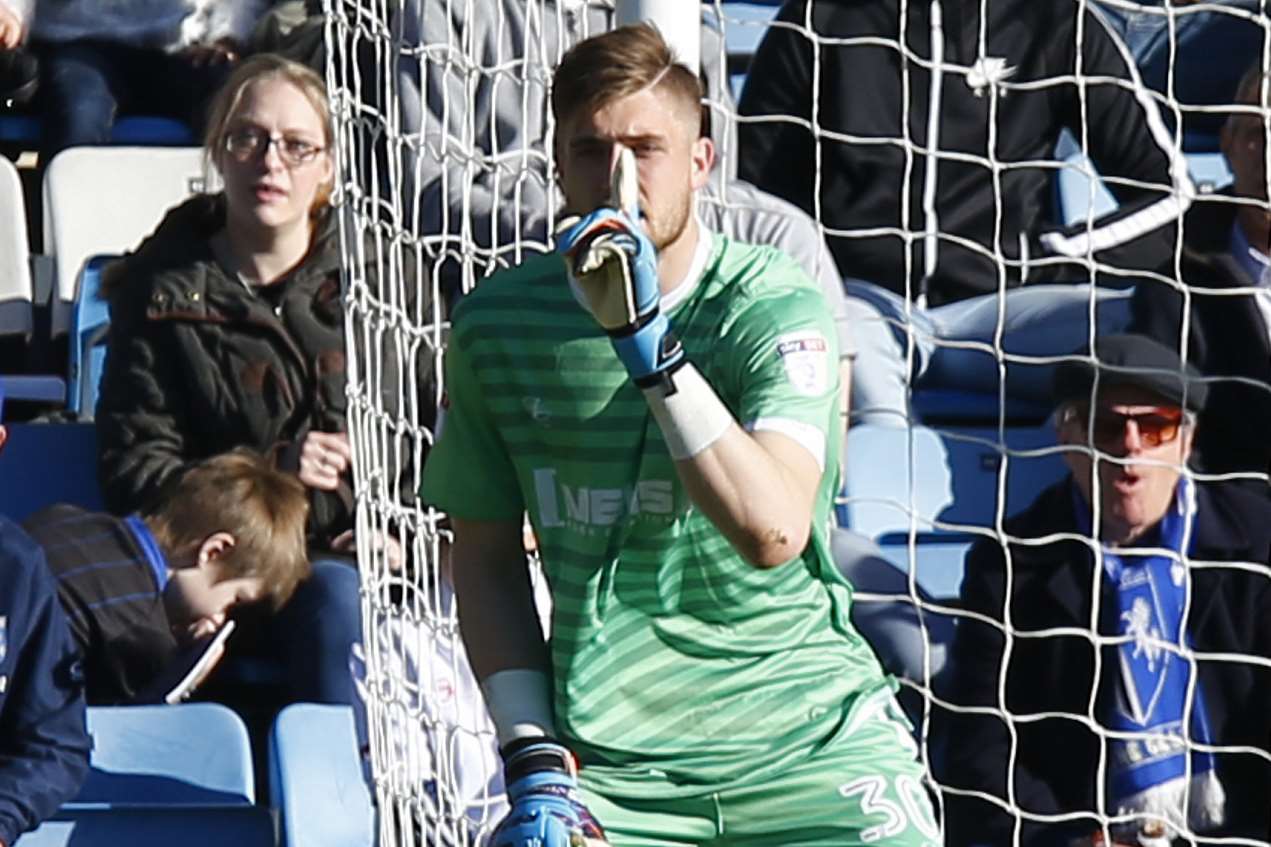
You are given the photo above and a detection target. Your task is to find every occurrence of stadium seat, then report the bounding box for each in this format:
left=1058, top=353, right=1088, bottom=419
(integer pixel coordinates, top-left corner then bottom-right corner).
left=42, top=146, right=208, bottom=337
left=15, top=704, right=271, bottom=847
left=76, top=703, right=257, bottom=806
left=66, top=255, right=117, bottom=419
left=269, top=703, right=374, bottom=847
left=1056, top=145, right=1234, bottom=228
left=0, top=115, right=195, bottom=148
left=0, top=422, right=102, bottom=520
left=0, top=156, right=32, bottom=338
left=910, top=387, right=1051, bottom=425
left=840, top=422, right=1068, bottom=541
left=15, top=807, right=275, bottom=847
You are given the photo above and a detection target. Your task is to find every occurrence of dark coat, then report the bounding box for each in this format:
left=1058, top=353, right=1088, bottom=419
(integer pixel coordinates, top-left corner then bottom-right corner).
left=738, top=0, right=1182, bottom=305
left=0, top=517, right=91, bottom=845
left=934, top=478, right=1271, bottom=847
left=1130, top=196, right=1271, bottom=477
left=97, top=193, right=431, bottom=547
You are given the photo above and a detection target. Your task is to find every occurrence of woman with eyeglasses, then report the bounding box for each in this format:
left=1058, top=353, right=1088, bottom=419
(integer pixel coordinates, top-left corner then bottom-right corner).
left=96, top=54, right=425, bottom=706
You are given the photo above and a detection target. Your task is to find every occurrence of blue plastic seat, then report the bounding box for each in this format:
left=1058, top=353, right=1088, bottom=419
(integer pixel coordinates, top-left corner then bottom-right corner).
left=269, top=703, right=374, bottom=847
left=15, top=807, right=274, bottom=847
left=76, top=703, right=256, bottom=807
left=15, top=704, right=269, bottom=847
left=0, top=422, right=102, bottom=520
left=0, top=115, right=194, bottom=147
left=67, top=254, right=116, bottom=419
left=841, top=422, right=1067, bottom=542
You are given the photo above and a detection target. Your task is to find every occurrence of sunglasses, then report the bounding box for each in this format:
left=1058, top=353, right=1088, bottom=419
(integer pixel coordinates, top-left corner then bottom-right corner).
left=1069, top=404, right=1185, bottom=448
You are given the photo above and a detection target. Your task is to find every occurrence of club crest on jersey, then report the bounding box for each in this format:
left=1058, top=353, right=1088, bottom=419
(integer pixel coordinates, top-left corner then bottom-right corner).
left=776, top=330, right=829, bottom=397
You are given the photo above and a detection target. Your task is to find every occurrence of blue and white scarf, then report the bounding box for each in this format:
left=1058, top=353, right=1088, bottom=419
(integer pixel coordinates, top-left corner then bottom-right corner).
left=1074, top=478, right=1226, bottom=835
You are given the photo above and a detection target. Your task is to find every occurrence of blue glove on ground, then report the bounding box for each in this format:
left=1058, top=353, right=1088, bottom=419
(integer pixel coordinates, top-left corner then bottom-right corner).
left=489, top=738, right=608, bottom=847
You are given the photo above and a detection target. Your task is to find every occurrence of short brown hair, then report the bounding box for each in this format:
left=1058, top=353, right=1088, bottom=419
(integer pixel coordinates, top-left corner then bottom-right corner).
left=551, top=23, right=703, bottom=135
left=203, top=53, right=334, bottom=214
left=144, top=449, right=311, bottom=610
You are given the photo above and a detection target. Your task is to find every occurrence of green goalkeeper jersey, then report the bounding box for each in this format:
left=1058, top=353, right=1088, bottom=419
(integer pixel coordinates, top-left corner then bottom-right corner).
left=422, top=231, right=890, bottom=799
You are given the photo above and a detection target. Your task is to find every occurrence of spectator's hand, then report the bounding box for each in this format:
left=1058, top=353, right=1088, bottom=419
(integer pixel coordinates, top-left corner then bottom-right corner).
left=298, top=431, right=352, bottom=491
left=332, top=529, right=403, bottom=572
left=0, top=4, right=26, bottom=50
left=181, top=37, right=240, bottom=67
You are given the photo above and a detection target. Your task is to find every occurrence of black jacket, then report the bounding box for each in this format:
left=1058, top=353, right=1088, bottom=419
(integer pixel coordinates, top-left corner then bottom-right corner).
left=97, top=194, right=431, bottom=547
left=934, top=479, right=1271, bottom=846
left=23, top=505, right=178, bottom=705
left=1130, top=195, right=1271, bottom=477
left=738, top=0, right=1186, bottom=305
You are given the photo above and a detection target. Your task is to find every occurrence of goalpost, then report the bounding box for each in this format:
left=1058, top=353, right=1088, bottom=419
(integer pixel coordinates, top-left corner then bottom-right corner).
left=324, top=1, right=1271, bottom=844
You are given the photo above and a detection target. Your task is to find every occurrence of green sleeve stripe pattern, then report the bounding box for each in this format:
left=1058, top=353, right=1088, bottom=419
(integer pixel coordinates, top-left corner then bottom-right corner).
left=422, top=237, right=887, bottom=798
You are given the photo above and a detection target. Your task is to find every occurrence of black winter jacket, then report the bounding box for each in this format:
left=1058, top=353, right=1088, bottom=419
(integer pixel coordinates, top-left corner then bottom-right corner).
left=97, top=193, right=430, bottom=548
left=738, top=0, right=1189, bottom=305
left=1130, top=194, right=1271, bottom=478
left=934, top=479, right=1271, bottom=847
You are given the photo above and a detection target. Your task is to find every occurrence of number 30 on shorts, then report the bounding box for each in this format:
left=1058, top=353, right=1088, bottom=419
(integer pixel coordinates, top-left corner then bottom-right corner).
left=838, top=774, right=941, bottom=845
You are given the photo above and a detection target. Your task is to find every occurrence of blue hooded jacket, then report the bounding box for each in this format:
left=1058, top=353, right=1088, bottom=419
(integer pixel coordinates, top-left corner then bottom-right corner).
left=0, top=515, right=90, bottom=845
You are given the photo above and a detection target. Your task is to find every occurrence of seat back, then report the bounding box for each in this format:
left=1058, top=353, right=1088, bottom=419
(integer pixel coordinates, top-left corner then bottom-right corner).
left=0, top=423, right=102, bottom=520
left=42, top=147, right=208, bottom=336
left=75, top=703, right=255, bottom=807
left=15, top=807, right=275, bottom=847
left=0, top=155, right=33, bottom=336
left=67, top=255, right=118, bottom=418
left=841, top=423, right=1068, bottom=541
left=14, top=704, right=266, bottom=847
left=269, top=703, right=374, bottom=847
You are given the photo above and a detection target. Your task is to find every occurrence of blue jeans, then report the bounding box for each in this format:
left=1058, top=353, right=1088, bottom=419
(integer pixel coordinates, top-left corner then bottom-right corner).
left=34, top=40, right=228, bottom=162
left=1096, top=0, right=1263, bottom=145
left=225, top=557, right=362, bottom=706
left=846, top=281, right=1134, bottom=425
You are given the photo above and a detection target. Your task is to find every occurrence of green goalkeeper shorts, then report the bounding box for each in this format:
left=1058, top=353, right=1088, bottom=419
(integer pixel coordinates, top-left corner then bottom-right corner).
left=579, top=689, right=941, bottom=847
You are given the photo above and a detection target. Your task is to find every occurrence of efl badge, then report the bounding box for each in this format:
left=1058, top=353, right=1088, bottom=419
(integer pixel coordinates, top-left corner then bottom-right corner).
left=0, top=615, right=7, bottom=664
left=776, top=330, right=830, bottom=397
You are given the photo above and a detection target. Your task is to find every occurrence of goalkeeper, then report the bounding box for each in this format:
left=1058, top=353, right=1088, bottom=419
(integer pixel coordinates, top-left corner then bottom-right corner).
left=421, top=22, right=937, bottom=847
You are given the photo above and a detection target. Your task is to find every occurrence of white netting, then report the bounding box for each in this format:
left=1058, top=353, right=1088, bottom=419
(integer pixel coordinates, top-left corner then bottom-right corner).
left=325, top=1, right=1271, bottom=844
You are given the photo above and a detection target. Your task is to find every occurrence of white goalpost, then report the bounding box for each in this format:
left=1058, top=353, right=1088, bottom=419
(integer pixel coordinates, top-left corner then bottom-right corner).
left=324, top=0, right=1271, bottom=844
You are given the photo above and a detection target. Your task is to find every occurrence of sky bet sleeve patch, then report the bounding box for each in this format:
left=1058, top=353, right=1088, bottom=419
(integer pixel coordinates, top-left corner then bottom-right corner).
left=776, top=330, right=830, bottom=397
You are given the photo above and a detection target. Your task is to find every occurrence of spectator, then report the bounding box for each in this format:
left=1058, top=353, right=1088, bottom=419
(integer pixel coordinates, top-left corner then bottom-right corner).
left=738, top=0, right=1191, bottom=423
left=1132, top=63, right=1271, bottom=479
left=22, top=450, right=310, bottom=705
left=934, top=334, right=1271, bottom=846
left=0, top=0, right=270, bottom=162
left=96, top=54, right=427, bottom=706
left=0, top=385, right=92, bottom=847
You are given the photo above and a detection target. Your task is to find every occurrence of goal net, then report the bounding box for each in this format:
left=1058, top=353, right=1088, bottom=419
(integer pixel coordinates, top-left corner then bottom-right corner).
left=324, top=0, right=1271, bottom=844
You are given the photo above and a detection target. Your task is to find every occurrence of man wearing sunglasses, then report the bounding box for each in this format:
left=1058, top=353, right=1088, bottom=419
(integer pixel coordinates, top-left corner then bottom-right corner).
left=935, top=333, right=1271, bottom=847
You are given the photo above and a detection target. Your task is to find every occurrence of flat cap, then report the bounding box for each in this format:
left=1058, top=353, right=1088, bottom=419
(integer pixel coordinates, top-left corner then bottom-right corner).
left=1052, top=333, right=1207, bottom=413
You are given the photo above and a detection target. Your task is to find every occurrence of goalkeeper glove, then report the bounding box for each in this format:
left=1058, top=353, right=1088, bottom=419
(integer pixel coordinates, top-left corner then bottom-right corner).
left=555, top=147, right=684, bottom=387
left=489, top=737, right=608, bottom=847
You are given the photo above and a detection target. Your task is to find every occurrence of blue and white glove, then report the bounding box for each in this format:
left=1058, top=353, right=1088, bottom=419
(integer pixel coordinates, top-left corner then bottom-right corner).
left=489, top=738, right=608, bottom=847
left=555, top=149, right=684, bottom=387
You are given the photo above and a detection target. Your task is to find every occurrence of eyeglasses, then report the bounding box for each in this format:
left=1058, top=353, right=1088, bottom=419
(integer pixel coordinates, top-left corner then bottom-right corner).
left=1069, top=404, right=1186, bottom=448
left=223, top=126, right=325, bottom=167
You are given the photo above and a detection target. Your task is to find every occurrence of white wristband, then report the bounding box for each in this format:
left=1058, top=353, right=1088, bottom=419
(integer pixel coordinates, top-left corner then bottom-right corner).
left=642, top=363, right=735, bottom=460
left=480, top=669, right=557, bottom=746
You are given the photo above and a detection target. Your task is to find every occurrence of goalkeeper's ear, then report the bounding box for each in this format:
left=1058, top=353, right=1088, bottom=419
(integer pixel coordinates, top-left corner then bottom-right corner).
left=690, top=135, right=715, bottom=191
